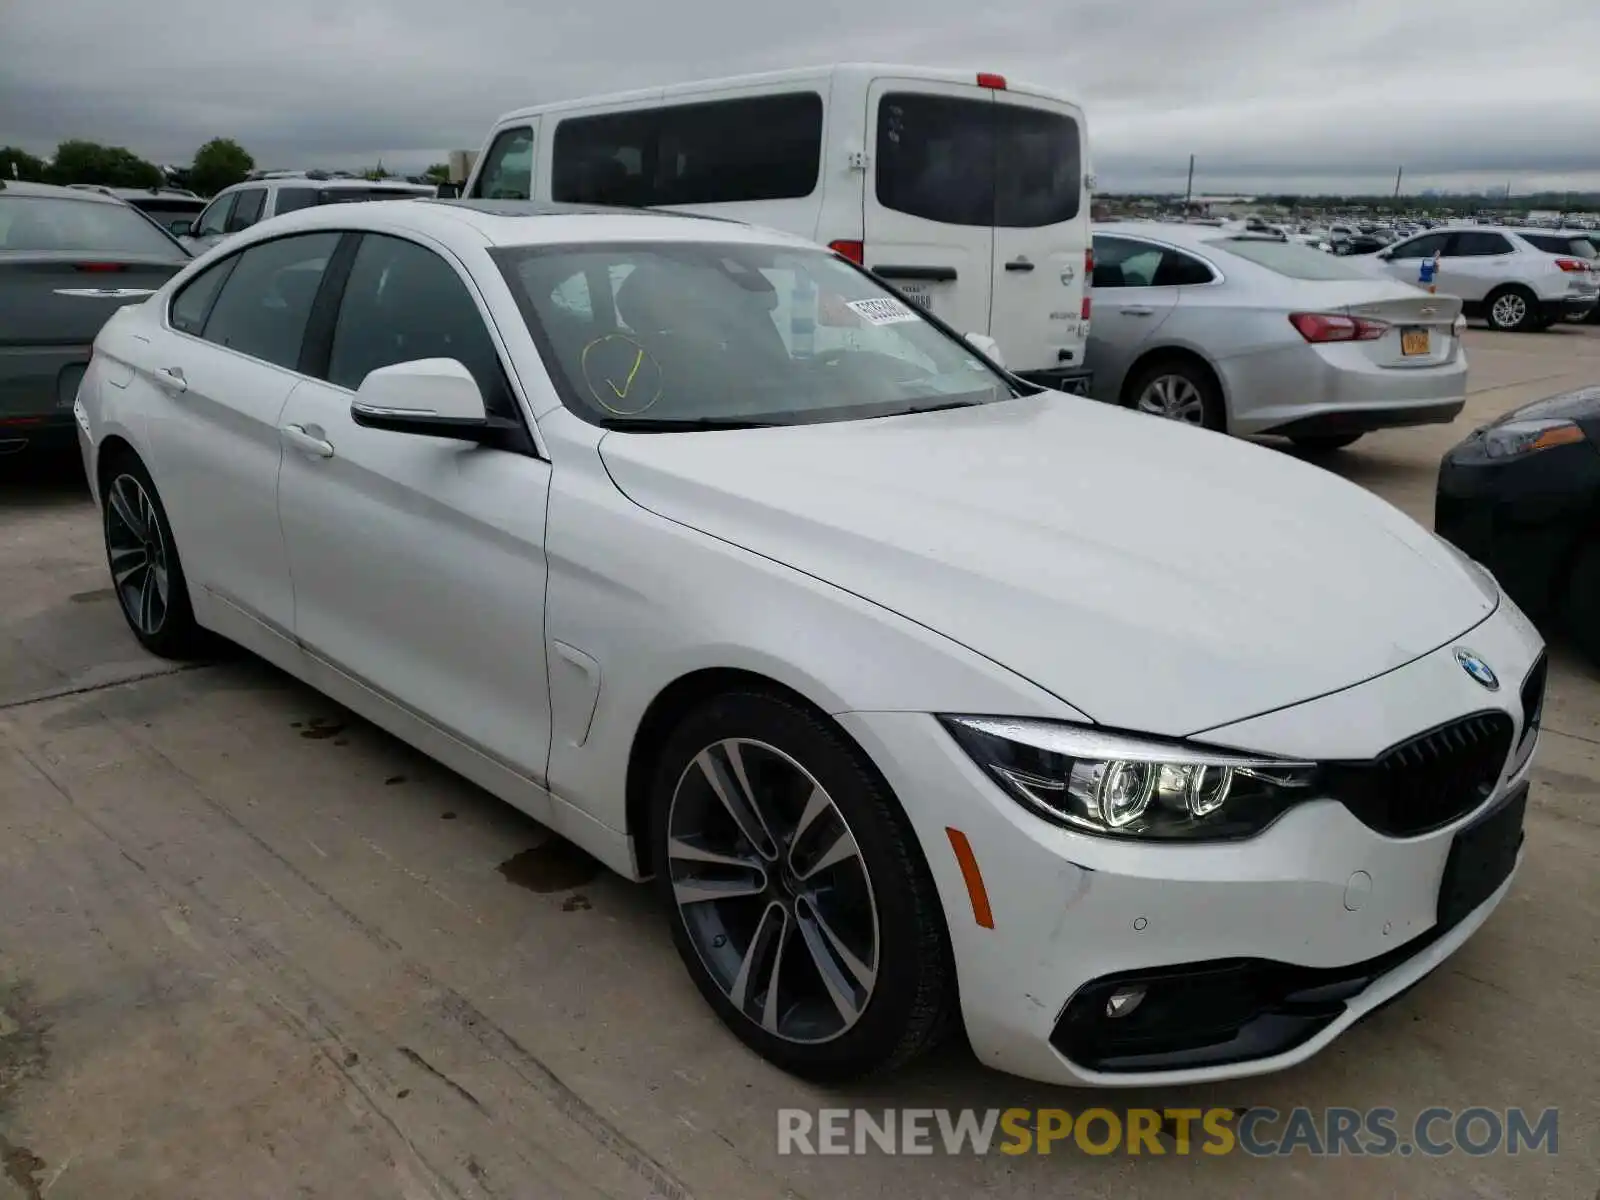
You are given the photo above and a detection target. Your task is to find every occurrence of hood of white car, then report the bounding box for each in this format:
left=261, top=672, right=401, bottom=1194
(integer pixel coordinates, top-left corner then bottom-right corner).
left=598, top=395, right=1496, bottom=736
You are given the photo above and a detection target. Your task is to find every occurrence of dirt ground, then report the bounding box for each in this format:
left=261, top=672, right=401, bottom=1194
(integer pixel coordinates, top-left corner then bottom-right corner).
left=2, top=326, right=1597, bottom=1200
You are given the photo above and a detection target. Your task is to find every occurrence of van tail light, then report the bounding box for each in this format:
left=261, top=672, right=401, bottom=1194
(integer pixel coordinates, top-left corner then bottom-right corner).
left=976, top=72, right=1008, bottom=90
left=1081, top=247, right=1094, bottom=319
left=1554, top=258, right=1587, bottom=273
left=1289, top=312, right=1388, bottom=343
left=828, top=239, right=864, bottom=265
left=74, top=262, right=128, bottom=273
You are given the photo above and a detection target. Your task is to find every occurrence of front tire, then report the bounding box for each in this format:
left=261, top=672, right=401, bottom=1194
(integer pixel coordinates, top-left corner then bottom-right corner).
left=101, top=454, right=207, bottom=658
left=1484, top=286, right=1540, bottom=332
left=649, top=691, right=954, bottom=1082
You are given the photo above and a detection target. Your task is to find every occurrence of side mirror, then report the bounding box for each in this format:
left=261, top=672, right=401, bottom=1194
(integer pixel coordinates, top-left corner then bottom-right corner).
left=351, top=358, right=504, bottom=443
left=964, top=332, right=1005, bottom=367
left=1376, top=249, right=1393, bottom=261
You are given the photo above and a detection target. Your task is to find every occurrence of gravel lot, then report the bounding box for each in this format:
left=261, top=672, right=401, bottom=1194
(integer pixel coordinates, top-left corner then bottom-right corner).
left=3, top=326, right=1597, bottom=1200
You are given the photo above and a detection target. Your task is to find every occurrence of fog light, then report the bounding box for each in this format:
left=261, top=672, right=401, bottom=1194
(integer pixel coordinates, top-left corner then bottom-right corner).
left=1105, top=986, right=1147, bottom=1019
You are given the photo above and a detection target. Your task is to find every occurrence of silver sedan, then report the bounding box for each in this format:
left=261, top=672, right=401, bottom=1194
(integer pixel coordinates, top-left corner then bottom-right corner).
left=1087, top=223, right=1468, bottom=452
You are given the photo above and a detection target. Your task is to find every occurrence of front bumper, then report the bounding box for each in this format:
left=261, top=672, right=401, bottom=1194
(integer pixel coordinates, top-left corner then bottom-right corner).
left=838, top=599, right=1544, bottom=1086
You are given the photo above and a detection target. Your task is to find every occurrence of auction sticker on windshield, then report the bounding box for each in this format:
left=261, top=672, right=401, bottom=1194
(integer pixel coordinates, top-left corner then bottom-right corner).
left=847, top=297, right=922, bottom=325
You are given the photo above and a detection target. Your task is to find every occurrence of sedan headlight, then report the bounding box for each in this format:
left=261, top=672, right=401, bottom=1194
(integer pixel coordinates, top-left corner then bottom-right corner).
left=940, top=716, right=1316, bottom=841
left=1479, top=418, right=1587, bottom=460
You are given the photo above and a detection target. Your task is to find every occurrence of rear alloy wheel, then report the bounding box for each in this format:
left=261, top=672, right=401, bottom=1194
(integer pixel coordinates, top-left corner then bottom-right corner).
left=1127, top=361, right=1224, bottom=431
left=1485, top=287, right=1539, bottom=333
left=102, top=458, right=206, bottom=657
left=650, top=692, right=953, bottom=1081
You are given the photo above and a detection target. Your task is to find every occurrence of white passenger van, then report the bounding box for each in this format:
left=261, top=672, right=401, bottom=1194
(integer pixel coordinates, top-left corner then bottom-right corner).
left=463, top=64, right=1094, bottom=392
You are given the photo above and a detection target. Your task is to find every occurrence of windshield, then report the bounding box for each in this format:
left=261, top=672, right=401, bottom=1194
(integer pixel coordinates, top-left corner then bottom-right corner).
left=0, top=194, right=183, bottom=256
left=492, top=241, right=1016, bottom=428
left=1208, top=236, right=1381, bottom=280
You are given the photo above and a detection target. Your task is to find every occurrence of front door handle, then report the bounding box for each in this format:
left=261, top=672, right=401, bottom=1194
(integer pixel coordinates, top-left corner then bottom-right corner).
left=1120, top=306, right=1155, bottom=316
left=156, top=366, right=187, bottom=393
left=1004, top=258, right=1035, bottom=272
left=281, top=423, right=334, bottom=458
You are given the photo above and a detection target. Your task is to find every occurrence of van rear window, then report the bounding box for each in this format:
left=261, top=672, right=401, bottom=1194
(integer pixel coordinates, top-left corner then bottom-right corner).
left=875, top=93, right=1082, bottom=228
left=551, top=93, right=823, bottom=207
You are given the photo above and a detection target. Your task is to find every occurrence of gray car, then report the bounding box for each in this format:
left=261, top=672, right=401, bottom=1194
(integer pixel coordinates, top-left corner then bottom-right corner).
left=1087, top=223, right=1469, bottom=452
left=0, top=180, right=191, bottom=455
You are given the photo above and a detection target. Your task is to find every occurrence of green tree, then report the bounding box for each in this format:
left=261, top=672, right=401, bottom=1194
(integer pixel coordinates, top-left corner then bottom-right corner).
left=189, top=138, right=254, bottom=197
left=47, top=140, right=162, bottom=188
left=0, top=146, right=48, bottom=182
left=423, top=162, right=451, bottom=184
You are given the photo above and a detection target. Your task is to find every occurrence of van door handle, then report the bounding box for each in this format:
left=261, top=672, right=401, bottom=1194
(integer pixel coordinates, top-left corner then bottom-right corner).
left=281, top=423, right=334, bottom=458
left=1120, top=306, right=1155, bottom=316
left=1004, top=259, right=1035, bottom=272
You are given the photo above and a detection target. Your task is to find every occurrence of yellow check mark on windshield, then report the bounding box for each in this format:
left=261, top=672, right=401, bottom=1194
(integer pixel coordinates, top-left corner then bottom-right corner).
left=608, top=347, right=645, bottom=399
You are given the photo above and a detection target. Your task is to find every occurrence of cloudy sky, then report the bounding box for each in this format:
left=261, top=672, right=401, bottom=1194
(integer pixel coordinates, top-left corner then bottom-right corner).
left=4, top=0, right=1598, bottom=196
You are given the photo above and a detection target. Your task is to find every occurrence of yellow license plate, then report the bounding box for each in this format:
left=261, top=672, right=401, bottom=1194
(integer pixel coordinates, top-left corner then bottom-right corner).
left=1401, top=328, right=1430, bottom=356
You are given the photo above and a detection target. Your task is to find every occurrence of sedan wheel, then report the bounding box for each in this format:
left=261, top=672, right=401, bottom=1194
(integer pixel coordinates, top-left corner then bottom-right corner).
left=667, top=738, right=879, bottom=1044
left=101, top=456, right=207, bottom=658
left=1137, top=374, right=1208, bottom=424
left=650, top=691, right=954, bottom=1081
left=106, top=473, right=171, bottom=638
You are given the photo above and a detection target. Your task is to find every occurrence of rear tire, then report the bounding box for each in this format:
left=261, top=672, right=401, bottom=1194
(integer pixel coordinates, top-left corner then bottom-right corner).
left=1564, top=538, right=1600, bottom=670
left=1484, top=286, right=1540, bottom=333
left=100, top=453, right=208, bottom=659
left=1124, top=358, right=1225, bottom=431
left=648, top=690, right=955, bottom=1082
left=1291, top=433, right=1363, bottom=454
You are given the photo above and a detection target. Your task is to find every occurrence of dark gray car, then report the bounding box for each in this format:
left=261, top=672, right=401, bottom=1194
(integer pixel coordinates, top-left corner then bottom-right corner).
left=1, top=180, right=191, bottom=455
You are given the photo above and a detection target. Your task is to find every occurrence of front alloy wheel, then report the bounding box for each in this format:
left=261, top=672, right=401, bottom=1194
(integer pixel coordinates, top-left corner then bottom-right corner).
left=667, top=737, right=880, bottom=1044
left=650, top=692, right=954, bottom=1081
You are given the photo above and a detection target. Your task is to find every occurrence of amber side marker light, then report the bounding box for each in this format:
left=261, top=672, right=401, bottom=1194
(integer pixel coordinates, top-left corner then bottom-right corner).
left=945, top=827, right=995, bottom=929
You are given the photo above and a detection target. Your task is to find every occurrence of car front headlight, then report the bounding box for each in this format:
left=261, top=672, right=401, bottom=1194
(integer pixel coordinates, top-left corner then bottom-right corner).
left=1479, top=417, right=1587, bottom=460
left=939, top=716, right=1316, bottom=841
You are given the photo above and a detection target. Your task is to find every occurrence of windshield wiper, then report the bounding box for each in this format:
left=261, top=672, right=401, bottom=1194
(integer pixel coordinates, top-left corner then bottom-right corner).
left=890, top=399, right=987, bottom=417
left=597, top=416, right=783, bottom=431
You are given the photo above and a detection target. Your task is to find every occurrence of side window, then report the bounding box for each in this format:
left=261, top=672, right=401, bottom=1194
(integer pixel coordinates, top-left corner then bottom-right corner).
left=993, top=101, right=1082, bottom=227
left=1091, top=236, right=1162, bottom=288
left=274, top=187, right=319, bottom=215
left=168, top=258, right=238, bottom=335
left=227, top=188, right=266, bottom=232
left=654, top=93, right=823, bottom=205
left=1153, top=250, right=1215, bottom=287
left=326, top=234, right=514, bottom=417
left=1389, top=233, right=1448, bottom=260
left=1450, top=231, right=1512, bottom=257
left=471, top=126, right=535, bottom=200
left=201, top=233, right=341, bottom=370
left=876, top=93, right=994, bottom=227
left=195, top=193, right=235, bottom=237
left=551, top=111, right=654, bottom=206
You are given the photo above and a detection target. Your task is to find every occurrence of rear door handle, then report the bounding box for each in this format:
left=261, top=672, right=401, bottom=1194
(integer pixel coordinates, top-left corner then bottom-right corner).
left=1120, top=306, right=1155, bottom=316
left=155, top=366, right=187, bottom=393
left=281, top=423, right=334, bottom=458
left=1004, top=259, right=1035, bottom=272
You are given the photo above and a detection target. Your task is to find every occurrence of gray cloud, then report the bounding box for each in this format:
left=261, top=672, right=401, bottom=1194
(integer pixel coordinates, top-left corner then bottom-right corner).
left=2, top=0, right=1597, bottom=194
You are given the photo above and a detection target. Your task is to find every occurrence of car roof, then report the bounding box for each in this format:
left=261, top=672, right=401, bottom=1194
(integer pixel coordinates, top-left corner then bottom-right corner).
left=218, top=197, right=821, bottom=252
left=0, top=178, right=126, bottom=204
left=1093, top=221, right=1272, bottom=249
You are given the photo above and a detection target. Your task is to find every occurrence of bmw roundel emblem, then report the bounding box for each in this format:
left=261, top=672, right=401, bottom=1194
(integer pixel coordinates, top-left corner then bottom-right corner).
left=1454, top=647, right=1499, bottom=691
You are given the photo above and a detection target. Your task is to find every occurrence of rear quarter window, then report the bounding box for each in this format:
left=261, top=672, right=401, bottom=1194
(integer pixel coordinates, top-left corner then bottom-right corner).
left=1519, top=233, right=1596, bottom=258
left=1207, top=237, right=1379, bottom=280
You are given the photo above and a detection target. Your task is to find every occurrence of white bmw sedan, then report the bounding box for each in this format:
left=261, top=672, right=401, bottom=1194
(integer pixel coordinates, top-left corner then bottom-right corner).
left=74, top=199, right=1545, bottom=1087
